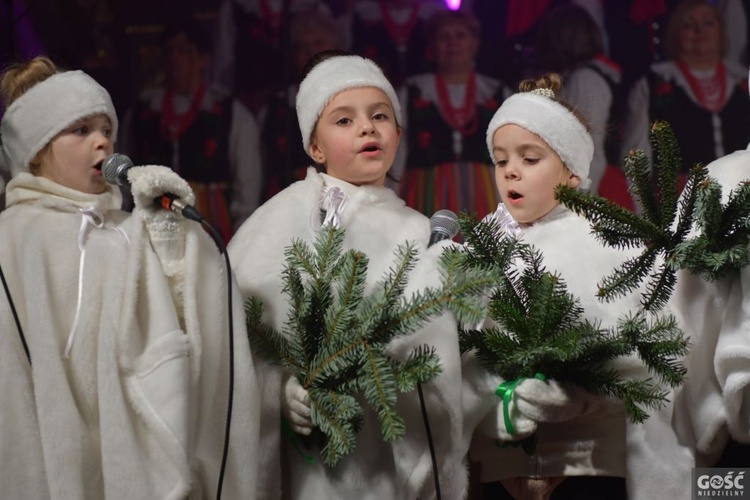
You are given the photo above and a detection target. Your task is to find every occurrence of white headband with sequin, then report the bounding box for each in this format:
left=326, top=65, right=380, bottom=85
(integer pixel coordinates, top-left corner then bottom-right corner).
left=486, top=90, right=593, bottom=189
left=296, top=55, right=402, bottom=155
left=0, top=70, right=118, bottom=177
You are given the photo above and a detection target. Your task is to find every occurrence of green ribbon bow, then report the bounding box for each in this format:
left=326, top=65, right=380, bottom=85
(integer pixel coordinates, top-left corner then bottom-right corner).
left=281, top=417, right=316, bottom=464
left=495, top=372, right=547, bottom=435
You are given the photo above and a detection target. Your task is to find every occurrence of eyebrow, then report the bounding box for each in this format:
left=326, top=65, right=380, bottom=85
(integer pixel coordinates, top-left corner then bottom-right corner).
left=493, top=143, right=545, bottom=154
left=326, top=101, right=392, bottom=115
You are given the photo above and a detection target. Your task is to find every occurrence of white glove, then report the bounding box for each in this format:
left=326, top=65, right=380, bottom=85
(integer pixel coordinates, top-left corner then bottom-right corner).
left=514, top=377, right=611, bottom=423
left=478, top=397, right=538, bottom=442
left=128, top=165, right=195, bottom=265
left=128, top=164, right=195, bottom=231
left=281, top=372, right=313, bottom=435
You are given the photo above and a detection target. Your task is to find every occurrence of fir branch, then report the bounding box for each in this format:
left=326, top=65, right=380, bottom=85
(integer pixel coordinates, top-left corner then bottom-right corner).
left=455, top=226, right=688, bottom=424
left=556, top=185, right=661, bottom=248
left=624, top=148, right=660, bottom=223
left=245, top=225, right=495, bottom=466
left=556, top=121, right=750, bottom=309
left=244, top=297, right=298, bottom=369
left=394, top=345, right=443, bottom=392
left=596, top=248, right=658, bottom=302
left=651, top=121, right=681, bottom=228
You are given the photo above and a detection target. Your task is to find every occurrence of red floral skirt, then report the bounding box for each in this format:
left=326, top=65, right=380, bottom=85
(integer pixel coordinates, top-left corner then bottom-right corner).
left=400, top=161, right=500, bottom=219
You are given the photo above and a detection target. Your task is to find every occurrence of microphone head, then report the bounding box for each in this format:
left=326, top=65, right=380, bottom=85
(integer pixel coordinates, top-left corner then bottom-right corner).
left=429, top=209, right=459, bottom=239
left=102, top=153, right=133, bottom=187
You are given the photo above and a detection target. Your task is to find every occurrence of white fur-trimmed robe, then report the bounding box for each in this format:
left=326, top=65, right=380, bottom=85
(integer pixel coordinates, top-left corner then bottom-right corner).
left=626, top=148, right=750, bottom=497
left=702, top=148, right=750, bottom=443
left=465, top=204, right=704, bottom=498
left=0, top=173, right=260, bottom=499
left=228, top=168, right=466, bottom=500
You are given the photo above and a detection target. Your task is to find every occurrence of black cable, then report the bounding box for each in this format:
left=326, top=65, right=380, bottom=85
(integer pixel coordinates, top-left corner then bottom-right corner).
left=8, top=0, right=36, bottom=28
left=199, top=220, right=234, bottom=500
left=417, top=382, right=441, bottom=500
left=0, top=262, right=30, bottom=364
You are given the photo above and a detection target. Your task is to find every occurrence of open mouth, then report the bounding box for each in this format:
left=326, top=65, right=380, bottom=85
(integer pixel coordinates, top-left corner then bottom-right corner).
left=94, top=159, right=104, bottom=171
left=508, top=190, right=523, bottom=201
left=360, top=143, right=380, bottom=153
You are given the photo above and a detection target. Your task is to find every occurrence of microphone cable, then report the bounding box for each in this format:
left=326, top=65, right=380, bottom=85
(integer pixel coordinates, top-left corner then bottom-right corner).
left=418, top=209, right=459, bottom=500
left=198, top=220, right=234, bottom=500
left=417, top=382, right=441, bottom=500
left=0, top=262, right=30, bottom=364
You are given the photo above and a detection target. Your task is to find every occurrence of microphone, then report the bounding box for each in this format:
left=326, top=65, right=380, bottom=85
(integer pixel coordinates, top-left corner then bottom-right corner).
left=428, top=209, right=459, bottom=247
left=102, top=153, right=132, bottom=188
left=102, top=153, right=203, bottom=222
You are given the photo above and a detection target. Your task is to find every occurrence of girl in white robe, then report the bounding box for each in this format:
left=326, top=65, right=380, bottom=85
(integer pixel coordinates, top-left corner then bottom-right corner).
left=229, top=53, right=466, bottom=499
left=466, top=73, right=694, bottom=499
left=0, top=56, right=260, bottom=499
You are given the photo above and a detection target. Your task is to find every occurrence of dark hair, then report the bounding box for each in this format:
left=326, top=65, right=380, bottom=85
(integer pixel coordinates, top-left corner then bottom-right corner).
left=299, top=49, right=353, bottom=81
left=163, top=16, right=213, bottom=55
left=534, top=4, right=603, bottom=73
left=517, top=73, right=591, bottom=131
left=664, top=0, right=726, bottom=60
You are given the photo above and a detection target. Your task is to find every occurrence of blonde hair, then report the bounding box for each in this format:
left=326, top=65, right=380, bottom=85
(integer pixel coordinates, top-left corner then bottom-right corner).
left=1, top=56, right=60, bottom=174
left=664, top=0, right=727, bottom=60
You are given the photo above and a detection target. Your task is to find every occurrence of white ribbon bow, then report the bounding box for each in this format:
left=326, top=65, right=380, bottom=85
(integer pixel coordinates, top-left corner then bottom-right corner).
left=64, top=207, right=129, bottom=358
left=319, top=186, right=347, bottom=229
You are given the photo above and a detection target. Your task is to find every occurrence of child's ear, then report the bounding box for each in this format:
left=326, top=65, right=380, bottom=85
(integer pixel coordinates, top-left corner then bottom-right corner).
left=309, top=143, right=325, bottom=165
left=567, top=175, right=581, bottom=188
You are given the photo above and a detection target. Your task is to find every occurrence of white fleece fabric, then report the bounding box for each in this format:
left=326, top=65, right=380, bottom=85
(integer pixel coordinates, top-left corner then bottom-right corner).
left=228, top=167, right=466, bottom=500
left=703, top=148, right=750, bottom=442
left=624, top=147, right=750, bottom=497
left=465, top=204, right=700, bottom=499
left=0, top=173, right=260, bottom=499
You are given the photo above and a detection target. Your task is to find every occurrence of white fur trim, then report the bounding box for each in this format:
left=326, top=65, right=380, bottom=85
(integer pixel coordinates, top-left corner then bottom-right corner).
left=0, top=71, right=118, bottom=177
left=486, top=92, right=594, bottom=190
left=296, top=55, right=402, bottom=155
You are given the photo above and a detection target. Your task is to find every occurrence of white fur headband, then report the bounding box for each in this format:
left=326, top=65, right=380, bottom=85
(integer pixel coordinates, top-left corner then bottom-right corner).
left=296, top=55, right=402, bottom=155
left=0, top=70, right=118, bottom=177
left=486, top=91, right=593, bottom=189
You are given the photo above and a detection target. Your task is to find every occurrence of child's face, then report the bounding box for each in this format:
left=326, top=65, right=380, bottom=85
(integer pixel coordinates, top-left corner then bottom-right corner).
left=40, top=114, right=114, bottom=194
left=309, top=87, right=401, bottom=187
left=492, top=124, right=579, bottom=224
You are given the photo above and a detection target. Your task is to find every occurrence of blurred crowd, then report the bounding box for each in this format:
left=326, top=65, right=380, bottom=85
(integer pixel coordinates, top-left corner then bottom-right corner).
left=2, top=0, right=750, bottom=235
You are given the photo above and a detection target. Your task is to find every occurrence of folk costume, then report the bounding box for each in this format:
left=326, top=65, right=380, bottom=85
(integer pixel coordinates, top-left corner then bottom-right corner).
left=395, top=72, right=511, bottom=218
left=123, top=85, right=262, bottom=240
left=622, top=59, right=750, bottom=181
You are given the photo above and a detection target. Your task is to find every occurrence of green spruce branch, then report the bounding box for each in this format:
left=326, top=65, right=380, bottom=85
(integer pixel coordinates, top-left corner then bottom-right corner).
left=245, top=225, right=496, bottom=466
left=456, top=214, right=689, bottom=425
left=557, top=120, right=750, bottom=310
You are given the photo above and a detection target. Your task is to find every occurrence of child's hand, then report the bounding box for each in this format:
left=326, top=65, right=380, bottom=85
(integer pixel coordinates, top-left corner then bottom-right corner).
left=514, top=378, right=611, bottom=423
left=478, top=398, right=538, bottom=441
left=281, top=372, right=314, bottom=435
left=128, top=164, right=195, bottom=229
